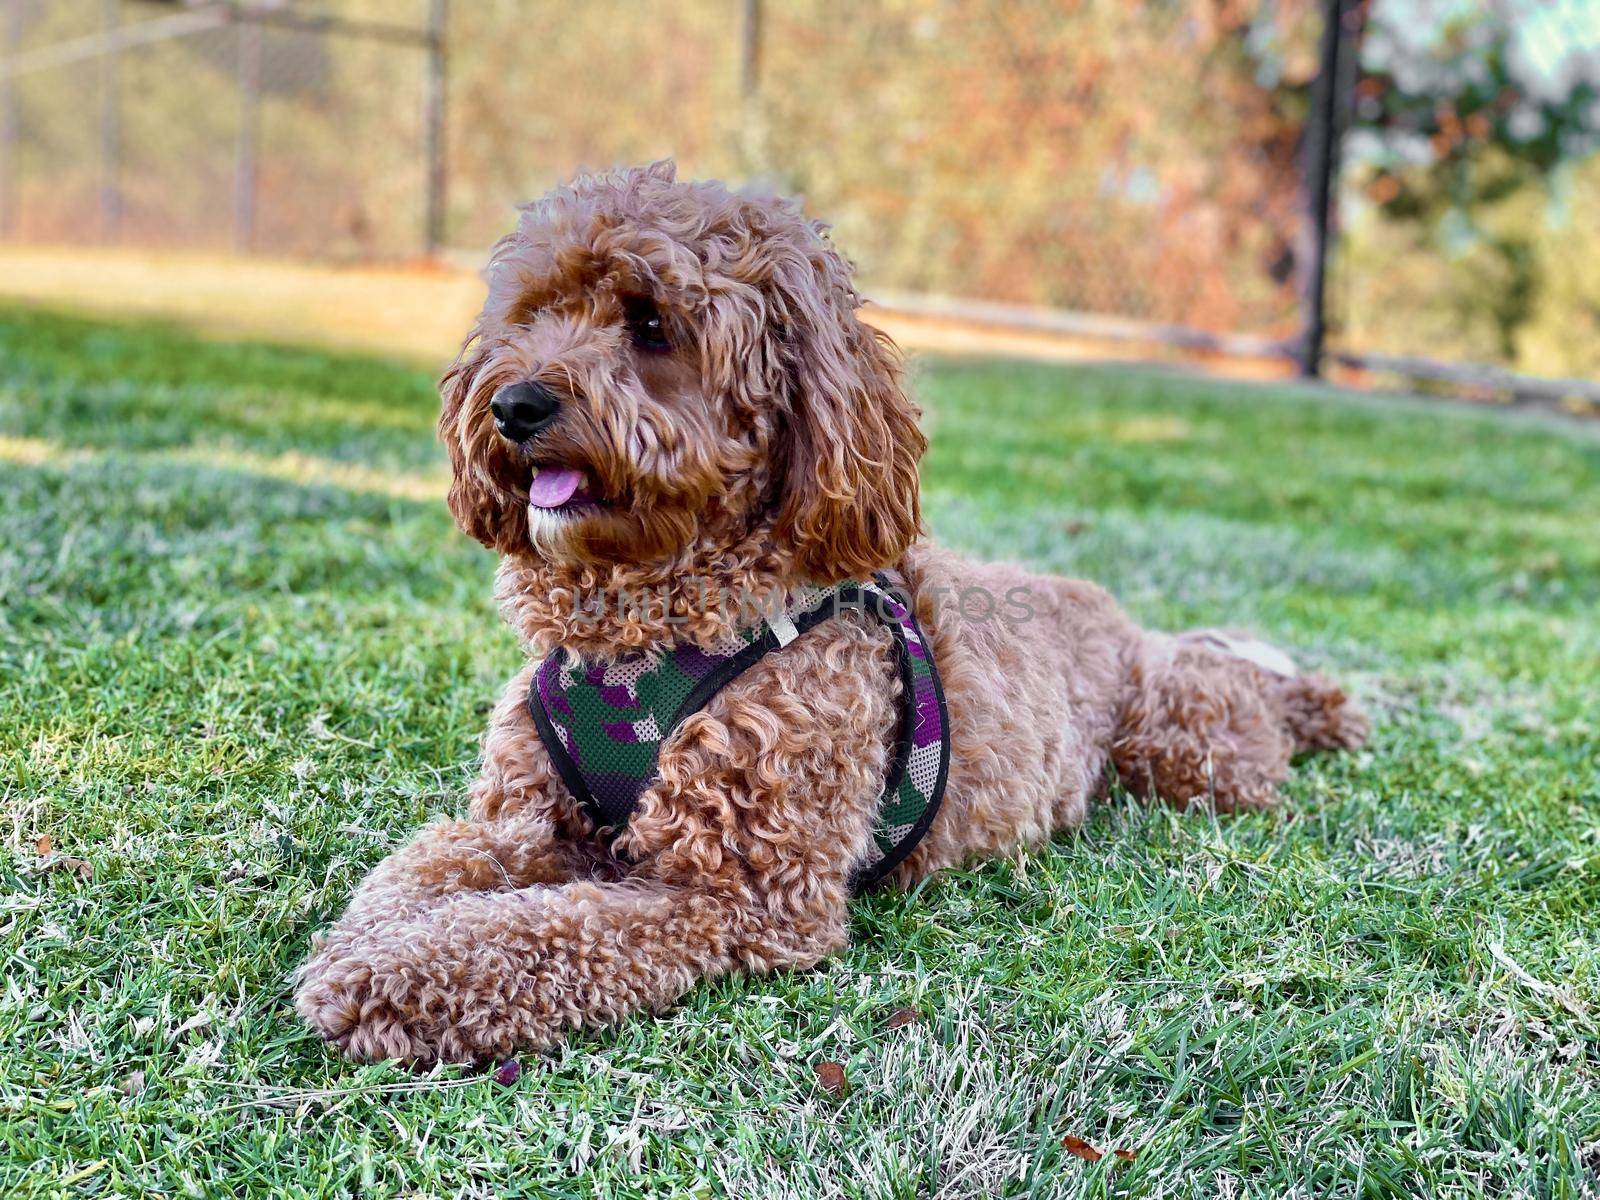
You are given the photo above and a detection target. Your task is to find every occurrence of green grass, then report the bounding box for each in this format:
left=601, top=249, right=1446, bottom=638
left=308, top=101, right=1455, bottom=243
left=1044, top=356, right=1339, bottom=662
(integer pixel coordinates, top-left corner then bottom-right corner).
left=2, top=306, right=1599, bottom=1198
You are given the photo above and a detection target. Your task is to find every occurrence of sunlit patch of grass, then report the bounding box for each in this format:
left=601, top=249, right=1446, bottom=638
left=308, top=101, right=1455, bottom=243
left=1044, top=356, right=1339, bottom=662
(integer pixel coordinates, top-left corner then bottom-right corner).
left=3, top=307, right=1599, bottom=1197
left=1089, top=413, right=1193, bottom=443
left=0, top=245, right=485, bottom=366
left=0, top=435, right=446, bottom=502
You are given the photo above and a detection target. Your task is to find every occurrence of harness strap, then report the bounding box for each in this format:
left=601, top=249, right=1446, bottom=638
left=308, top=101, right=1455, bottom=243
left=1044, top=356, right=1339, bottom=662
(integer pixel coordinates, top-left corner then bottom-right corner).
left=527, top=574, right=949, bottom=891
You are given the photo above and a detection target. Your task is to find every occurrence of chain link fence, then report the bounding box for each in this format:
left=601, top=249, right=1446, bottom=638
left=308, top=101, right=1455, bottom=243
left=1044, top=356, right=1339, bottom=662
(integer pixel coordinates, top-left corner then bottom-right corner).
left=0, top=0, right=434, bottom=256
left=1, top=1, right=1596, bottom=399
left=444, top=0, right=1320, bottom=343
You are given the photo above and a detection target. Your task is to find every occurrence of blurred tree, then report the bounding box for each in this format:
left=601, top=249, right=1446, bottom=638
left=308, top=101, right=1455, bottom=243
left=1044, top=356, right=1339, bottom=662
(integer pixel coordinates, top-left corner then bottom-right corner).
left=749, top=0, right=1326, bottom=332
left=1520, top=153, right=1600, bottom=378
left=1348, top=0, right=1600, bottom=362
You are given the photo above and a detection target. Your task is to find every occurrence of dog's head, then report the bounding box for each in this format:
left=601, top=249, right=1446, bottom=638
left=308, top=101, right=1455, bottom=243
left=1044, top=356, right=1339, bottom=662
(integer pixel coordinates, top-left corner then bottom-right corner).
left=439, top=161, right=925, bottom=585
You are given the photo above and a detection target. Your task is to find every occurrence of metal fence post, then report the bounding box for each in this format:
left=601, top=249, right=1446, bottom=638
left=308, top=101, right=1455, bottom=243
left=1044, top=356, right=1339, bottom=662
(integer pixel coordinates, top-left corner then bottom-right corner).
left=423, top=0, right=447, bottom=257
left=1298, top=0, right=1348, bottom=379
left=100, top=0, right=122, bottom=242
left=234, top=15, right=261, bottom=253
left=0, top=0, right=19, bottom=241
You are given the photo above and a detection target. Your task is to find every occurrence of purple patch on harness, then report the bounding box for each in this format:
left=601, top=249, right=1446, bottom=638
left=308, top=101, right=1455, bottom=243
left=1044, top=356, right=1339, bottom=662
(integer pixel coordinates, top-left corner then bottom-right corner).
left=538, top=661, right=573, bottom=718
left=577, top=655, right=644, bottom=709
left=597, top=683, right=640, bottom=709
left=673, top=643, right=725, bottom=680
left=913, top=675, right=941, bottom=745
left=603, top=720, right=640, bottom=743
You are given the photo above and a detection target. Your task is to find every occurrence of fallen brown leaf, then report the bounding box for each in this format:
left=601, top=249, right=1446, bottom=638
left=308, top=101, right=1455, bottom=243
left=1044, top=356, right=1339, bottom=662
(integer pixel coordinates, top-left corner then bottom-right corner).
left=32, top=836, right=92, bottom=879
left=1062, top=1134, right=1102, bottom=1162
left=1114, top=1148, right=1137, bottom=1161
left=45, top=856, right=93, bottom=880
left=812, top=1061, right=847, bottom=1097
left=884, top=1006, right=918, bottom=1030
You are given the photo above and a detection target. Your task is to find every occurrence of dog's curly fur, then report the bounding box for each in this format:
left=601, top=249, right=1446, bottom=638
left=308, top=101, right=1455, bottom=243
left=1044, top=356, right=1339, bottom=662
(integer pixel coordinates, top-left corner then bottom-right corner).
left=295, top=162, right=1368, bottom=1064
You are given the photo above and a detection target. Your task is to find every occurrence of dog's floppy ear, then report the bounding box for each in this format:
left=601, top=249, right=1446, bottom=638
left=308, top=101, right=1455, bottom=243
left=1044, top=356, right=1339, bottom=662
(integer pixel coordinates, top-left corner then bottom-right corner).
left=437, top=331, right=510, bottom=550
left=770, top=233, right=926, bottom=582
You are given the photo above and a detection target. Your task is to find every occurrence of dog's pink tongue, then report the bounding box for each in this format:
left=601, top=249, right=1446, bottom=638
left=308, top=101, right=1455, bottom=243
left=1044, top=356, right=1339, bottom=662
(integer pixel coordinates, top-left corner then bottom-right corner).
left=528, top=468, right=584, bottom=509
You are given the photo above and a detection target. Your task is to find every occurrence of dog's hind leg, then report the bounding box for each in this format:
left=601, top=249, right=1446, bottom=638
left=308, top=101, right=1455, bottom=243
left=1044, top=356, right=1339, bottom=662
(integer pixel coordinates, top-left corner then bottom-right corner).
left=1271, top=669, right=1369, bottom=753
left=1168, top=630, right=1368, bottom=755
left=1110, top=633, right=1311, bottom=813
left=1110, top=631, right=1368, bottom=813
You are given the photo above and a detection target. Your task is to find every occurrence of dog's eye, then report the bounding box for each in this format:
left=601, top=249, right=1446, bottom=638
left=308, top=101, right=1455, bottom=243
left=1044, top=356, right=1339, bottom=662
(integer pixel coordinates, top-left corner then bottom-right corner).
left=621, top=295, right=669, bottom=351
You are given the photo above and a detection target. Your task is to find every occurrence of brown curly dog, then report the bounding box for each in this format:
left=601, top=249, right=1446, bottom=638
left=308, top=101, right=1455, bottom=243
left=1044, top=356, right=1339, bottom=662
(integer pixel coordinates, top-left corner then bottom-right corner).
left=295, top=161, right=1367, bottom=1064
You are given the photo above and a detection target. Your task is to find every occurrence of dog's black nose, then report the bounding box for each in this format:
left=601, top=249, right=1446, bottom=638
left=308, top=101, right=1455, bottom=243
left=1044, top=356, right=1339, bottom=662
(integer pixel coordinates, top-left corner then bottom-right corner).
left=490, top=381, right=561, bottom=443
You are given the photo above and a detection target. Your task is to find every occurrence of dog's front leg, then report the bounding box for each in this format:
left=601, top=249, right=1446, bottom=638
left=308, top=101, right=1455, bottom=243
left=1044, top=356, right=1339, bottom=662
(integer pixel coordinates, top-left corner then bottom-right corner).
left=297, top=649, right=876, bottom=1064
left=319, top=809, right=611, bottom=928
left=294, top=866, right=821, bottom=1065
left=304, top=662, right=609, bottom=935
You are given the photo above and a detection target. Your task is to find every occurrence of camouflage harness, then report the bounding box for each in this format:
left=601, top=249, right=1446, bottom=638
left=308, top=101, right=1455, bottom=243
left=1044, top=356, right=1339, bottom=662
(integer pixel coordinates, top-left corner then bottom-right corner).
left=527, top=574, right=950, bottom=891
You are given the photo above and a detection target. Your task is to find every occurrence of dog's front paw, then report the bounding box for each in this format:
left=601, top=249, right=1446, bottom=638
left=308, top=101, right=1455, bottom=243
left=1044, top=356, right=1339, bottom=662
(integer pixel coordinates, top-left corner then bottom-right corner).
left=294, top=938, right=465, bottom=1066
